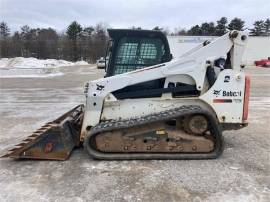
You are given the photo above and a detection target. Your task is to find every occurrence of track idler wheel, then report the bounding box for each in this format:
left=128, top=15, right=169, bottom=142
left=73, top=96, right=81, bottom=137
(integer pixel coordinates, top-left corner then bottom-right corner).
left=183, top=115, right=208, bottom=135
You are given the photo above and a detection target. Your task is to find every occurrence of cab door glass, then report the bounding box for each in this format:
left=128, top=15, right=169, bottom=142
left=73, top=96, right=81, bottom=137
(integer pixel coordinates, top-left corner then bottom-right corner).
left=113, top=37, right=165, bottom=75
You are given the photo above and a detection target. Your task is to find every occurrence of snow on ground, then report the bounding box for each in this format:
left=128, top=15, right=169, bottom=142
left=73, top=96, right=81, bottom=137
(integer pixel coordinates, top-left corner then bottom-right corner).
left=0, top=57, right=90, bottom=78
left=0, top=69, right=64, bottom=78
left=74, top=60, right=89, bottom=66
left=0, top=57, right=89, bottom=69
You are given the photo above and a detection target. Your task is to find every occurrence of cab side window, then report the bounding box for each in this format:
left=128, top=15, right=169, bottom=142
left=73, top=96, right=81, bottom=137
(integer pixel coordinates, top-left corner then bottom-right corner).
left=113, top=37, right=164, bottom=75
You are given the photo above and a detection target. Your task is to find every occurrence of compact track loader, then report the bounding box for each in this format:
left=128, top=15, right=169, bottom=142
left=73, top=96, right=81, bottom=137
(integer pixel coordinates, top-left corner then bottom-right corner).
left=2, top=29, right=250, bottom=160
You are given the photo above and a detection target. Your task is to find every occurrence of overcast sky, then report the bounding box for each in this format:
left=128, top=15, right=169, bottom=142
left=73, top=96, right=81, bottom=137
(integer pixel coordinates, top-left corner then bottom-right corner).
left=1, top=0, right=269, bottom=32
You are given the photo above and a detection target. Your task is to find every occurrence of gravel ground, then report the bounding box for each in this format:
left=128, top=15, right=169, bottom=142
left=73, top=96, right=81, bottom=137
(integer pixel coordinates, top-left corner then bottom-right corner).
left=0, top=65, right=269, bottom=202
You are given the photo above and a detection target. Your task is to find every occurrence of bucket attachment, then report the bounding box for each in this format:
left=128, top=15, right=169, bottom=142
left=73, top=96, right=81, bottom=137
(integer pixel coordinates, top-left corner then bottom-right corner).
left=1, top=105, right=84, bottom=160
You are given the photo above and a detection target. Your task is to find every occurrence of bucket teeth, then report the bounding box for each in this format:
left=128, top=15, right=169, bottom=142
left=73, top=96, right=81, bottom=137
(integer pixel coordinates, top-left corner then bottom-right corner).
left=23, top=137, right=37, bottom=142
left=29, top=134, right=39, bottom=138
left=15, top=143, right=27, bottom=147
left=1, top=104, right=83, bottom=160
left=36, top=129, right=45, bottom=132
left=5, top=140, right=31, bottom=153
left=41, top=125, right=52, bottom=129
left=23, top=138, right=34, bottom=142
left=8, top=148, right=19, bottom=152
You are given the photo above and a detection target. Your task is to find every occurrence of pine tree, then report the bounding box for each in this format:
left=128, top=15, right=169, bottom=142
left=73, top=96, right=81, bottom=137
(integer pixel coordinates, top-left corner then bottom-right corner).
left=0, top=22, right=11, bottom=57
left=263, top=18, right=270, bottom=36
left=249, top=20, right=265, bottom=36
left=66, top=21, right=82, bottom=40
left=227, top=18, right=245, bottom=31
left=215, top=17, right=227, bottom=36
left=66, top=21, right=82, bottom=61
left=200, top=22, right=216, bottom=36
left=188, top=25, right=201, bottom=35
left=0, top=22, right=10, bottom=38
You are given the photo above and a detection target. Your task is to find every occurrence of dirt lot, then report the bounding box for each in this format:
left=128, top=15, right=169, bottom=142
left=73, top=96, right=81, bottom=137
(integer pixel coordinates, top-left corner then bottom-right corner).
left=0, top=65, right=269, bottom=202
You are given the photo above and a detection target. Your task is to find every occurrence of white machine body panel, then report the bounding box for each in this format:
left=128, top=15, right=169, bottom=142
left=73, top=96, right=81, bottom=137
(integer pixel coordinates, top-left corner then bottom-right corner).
left=80, top=31, right=248, bottom=138
left=200, top=69, right=246, bottom=123
left=100, top=97, right=214, bottom=121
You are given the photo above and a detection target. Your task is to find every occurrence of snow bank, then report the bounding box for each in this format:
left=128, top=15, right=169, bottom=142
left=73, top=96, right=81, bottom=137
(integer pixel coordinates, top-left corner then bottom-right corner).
left=0, top=57, right=89, bottom=69
left=74, top=61, right=89, bottom=65
left=0, top=57, right=90, bottom=78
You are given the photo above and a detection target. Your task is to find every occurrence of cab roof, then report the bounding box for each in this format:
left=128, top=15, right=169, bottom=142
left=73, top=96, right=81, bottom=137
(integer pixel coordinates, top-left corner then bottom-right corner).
left=107, top=29, right=167, bottom=40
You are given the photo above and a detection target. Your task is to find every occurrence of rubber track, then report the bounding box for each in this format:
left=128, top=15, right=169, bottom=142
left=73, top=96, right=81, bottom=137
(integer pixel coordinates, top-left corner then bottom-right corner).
left=84, top=105, right=224, bottom=160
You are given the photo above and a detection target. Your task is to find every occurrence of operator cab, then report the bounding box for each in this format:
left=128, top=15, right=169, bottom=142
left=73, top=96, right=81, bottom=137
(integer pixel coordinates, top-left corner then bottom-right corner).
left=105, top=29, right=173, bottom=99
left=105, top=29, right=172, bottom=77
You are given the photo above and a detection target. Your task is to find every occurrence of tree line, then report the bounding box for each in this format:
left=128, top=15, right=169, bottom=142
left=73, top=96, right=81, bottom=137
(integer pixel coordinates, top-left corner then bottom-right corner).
left=0, top=21, right=108, bottom=62
left=164, top=17, right=270, bottom=36
left=0, top=17, right=269, bottom=62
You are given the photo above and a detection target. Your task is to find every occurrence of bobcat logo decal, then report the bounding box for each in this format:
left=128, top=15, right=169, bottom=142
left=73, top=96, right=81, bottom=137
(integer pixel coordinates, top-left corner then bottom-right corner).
left=213, top=90, right=221, bottom=96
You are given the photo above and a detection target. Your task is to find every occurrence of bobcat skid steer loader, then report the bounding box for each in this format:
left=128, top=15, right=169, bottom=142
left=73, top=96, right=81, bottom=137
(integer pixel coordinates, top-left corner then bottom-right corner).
left=2, top=29, right=250, bottom=160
